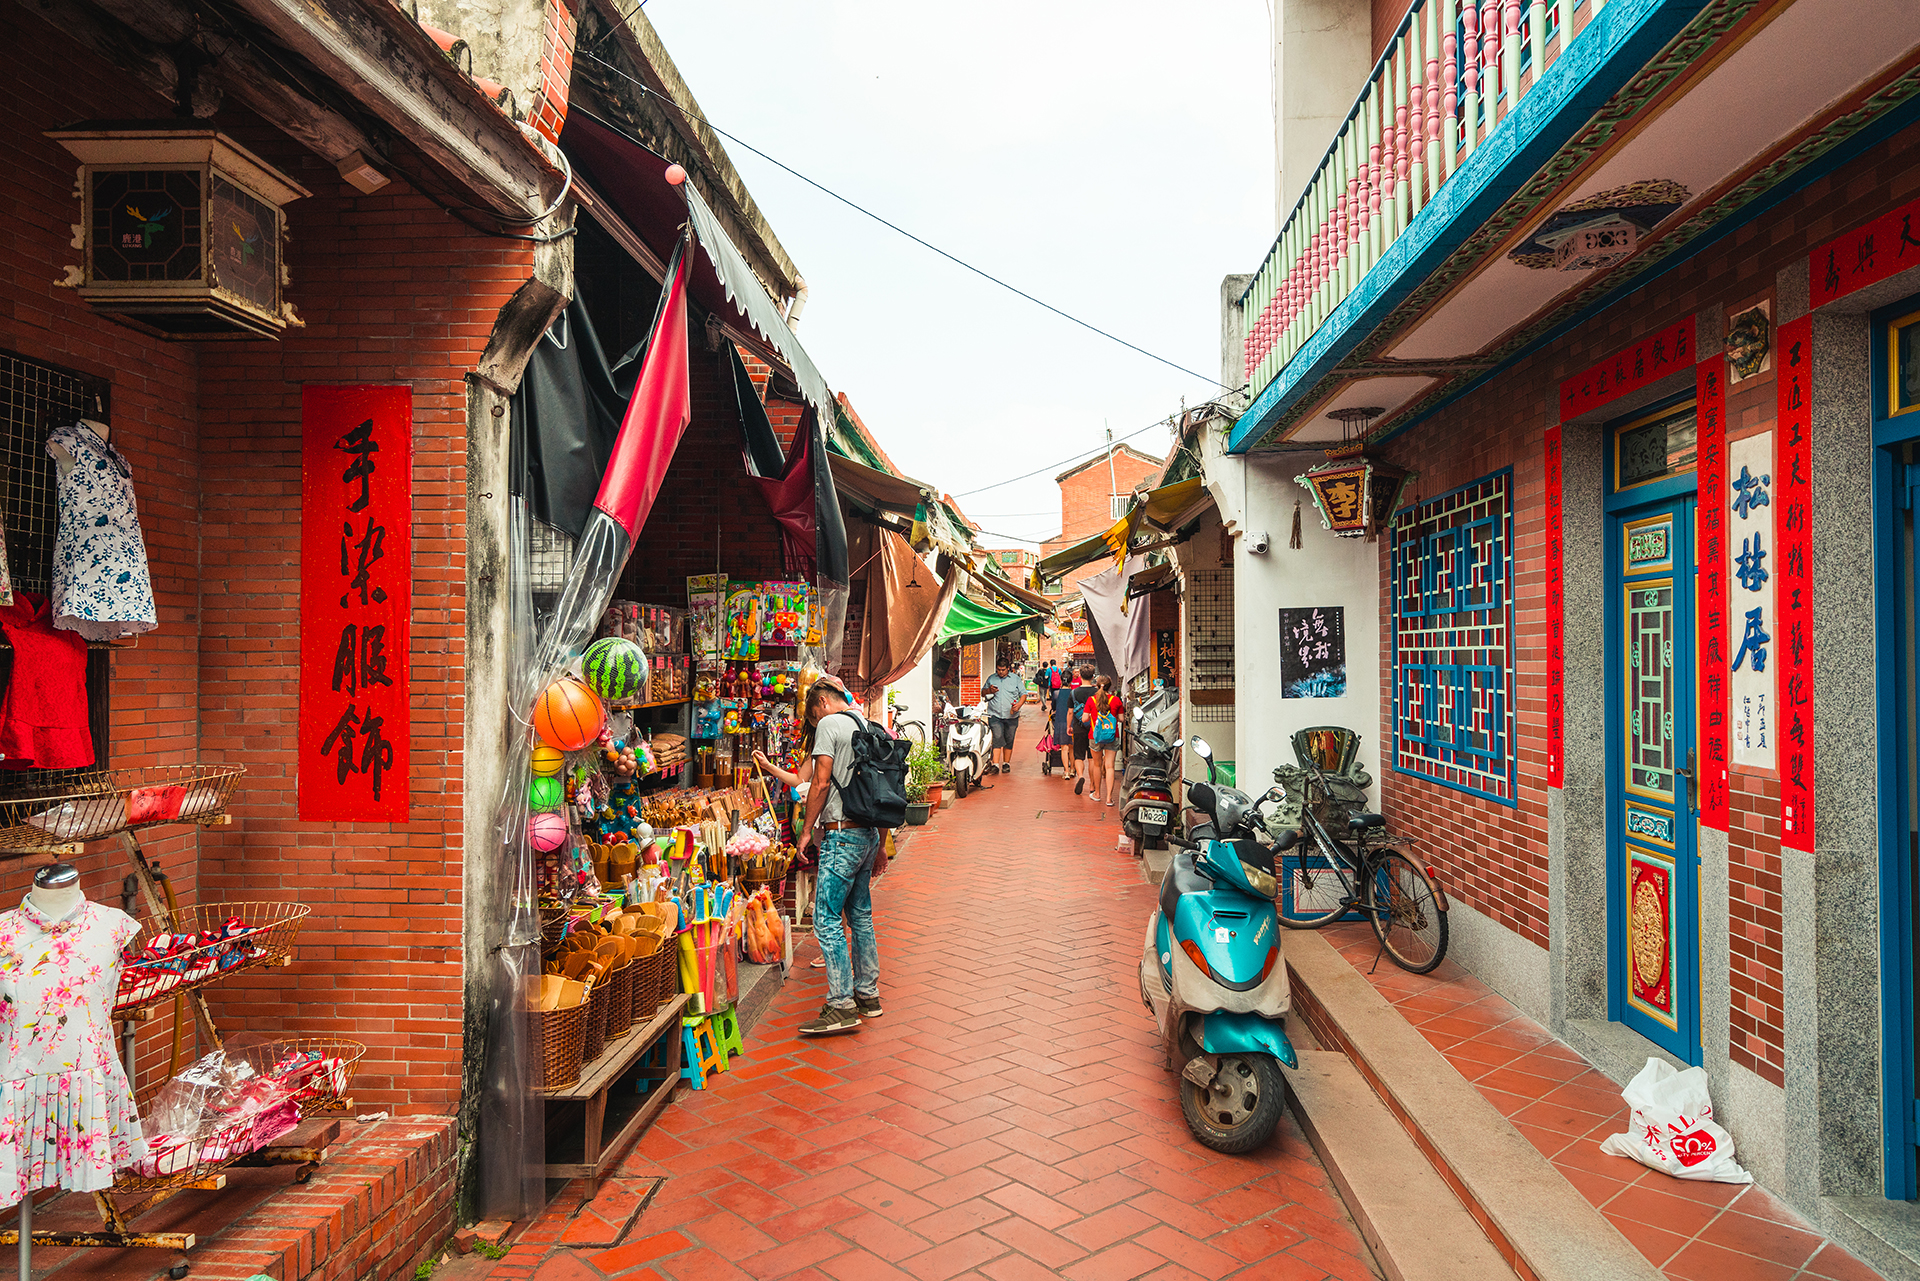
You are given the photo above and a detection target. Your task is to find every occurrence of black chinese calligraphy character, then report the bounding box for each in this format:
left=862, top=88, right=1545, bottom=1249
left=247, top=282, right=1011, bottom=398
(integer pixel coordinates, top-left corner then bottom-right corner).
left=332, top=622, right=393, bottom=696
left=334, top=417, right=380, bottom=513
left=341, top=518, right=389, bottom=607
left=1789, top=339, right=1804, bottom=369
left=1652, top=338, right=1667, bottom=367
left=359, top=710, right=395, bottom=800
left=1788, top=619, right=1807, bottom=667
left=1736, top=534, right=1769, bottom=592
left=321, top=705, right=361, bottom=784
left=1902, top=213, right=1920, bottom=259
left=1675, top=328, right=1690, bottom=360
left=1732, top=607, right=1770, bottom=673
left=1824, top=249, right=1841, bottom=295
left=1857, top=233, right=1877, bottom=276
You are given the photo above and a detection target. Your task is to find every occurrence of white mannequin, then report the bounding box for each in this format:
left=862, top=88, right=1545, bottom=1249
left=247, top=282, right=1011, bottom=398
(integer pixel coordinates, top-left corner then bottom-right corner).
left=49, top=420, right=108, bottom=479
left=28, top=863, right=83, bottom=920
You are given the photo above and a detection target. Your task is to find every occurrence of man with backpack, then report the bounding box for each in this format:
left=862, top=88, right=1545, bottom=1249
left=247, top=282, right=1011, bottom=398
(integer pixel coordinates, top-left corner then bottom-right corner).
left=795, top=675, right=908, bottom=1036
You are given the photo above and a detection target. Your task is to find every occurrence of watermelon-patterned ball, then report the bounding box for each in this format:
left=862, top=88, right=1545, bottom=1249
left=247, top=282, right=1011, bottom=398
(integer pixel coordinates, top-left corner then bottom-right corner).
left=583, top=637, right=647, bottom=702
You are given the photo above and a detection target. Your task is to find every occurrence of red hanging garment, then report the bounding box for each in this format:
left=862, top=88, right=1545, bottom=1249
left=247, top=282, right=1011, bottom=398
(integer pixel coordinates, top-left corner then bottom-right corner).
left=0, top=591, right=93, bottom=769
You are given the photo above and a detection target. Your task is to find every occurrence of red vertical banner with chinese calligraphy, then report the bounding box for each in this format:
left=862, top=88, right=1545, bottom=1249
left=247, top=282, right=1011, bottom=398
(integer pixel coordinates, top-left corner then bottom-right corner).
left=1774, top=317, right=1813, bottom=852
left=1544, top=426, right=1564, bottom=789
left=1695, top=357, right=1729, bottom=831
left=299, top=386, right=412, bottom=822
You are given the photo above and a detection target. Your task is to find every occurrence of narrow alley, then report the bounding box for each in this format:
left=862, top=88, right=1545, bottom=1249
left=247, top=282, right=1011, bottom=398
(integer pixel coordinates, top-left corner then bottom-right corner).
left=496, top=763, right=1381, bottom=1281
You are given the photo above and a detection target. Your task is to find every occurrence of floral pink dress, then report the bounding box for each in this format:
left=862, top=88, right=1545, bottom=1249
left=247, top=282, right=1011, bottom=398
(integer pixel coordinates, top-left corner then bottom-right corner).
left=0, top=897, right=147, bottom=1201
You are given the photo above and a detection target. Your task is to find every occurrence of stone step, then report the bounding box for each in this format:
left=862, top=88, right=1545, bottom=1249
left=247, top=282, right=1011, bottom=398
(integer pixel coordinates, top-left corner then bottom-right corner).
left=1287, top=1049, right=1517, bottom=1281
left=1285, top=929, right=1666, bottom=1281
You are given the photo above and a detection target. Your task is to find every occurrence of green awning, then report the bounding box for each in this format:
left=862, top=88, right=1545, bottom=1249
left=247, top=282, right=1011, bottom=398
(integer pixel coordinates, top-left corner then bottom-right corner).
left=936, top=594, right=1039, bottom=646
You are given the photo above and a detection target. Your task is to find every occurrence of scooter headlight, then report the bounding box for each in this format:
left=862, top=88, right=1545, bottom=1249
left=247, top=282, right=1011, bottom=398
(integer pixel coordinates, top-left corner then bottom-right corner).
left=1242, top=862, right=1277, bottom=898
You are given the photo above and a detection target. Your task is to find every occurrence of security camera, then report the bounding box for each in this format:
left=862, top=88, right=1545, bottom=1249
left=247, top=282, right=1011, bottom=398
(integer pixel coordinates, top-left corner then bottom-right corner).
left=1247, top=531, right=1271, bottom=555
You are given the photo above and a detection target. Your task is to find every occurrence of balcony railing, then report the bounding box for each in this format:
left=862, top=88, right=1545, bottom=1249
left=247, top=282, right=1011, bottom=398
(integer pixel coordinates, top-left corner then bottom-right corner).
left=1241, top=0, right=1592, bottom=395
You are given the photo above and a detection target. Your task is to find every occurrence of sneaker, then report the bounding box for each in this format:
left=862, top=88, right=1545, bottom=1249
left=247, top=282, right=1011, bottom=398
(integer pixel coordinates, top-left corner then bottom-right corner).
left=854, top=994, right=884, bottom=1018
left=799, top=1004, right=862, bottom=1036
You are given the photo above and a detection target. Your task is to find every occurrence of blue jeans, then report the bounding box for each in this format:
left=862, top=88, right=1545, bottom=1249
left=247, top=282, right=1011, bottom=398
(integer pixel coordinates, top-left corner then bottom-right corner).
left=814, top=827, right=881, bottom=1008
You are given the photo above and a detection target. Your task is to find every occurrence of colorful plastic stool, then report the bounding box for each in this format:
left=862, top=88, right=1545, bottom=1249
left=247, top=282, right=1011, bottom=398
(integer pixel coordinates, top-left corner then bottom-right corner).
left=679, top=1016, right=723, bottom=1089
left=634, top=1036, right=675, bottom=1096
left=712, top=1004, right=743, bottom=1063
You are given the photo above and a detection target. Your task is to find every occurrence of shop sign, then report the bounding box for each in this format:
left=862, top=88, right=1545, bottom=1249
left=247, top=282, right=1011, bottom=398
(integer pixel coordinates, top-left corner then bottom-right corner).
left=1544, top=429, right=1564, bottom=788
left=1155, top=628, right=1178, bottom=686
left=1727, top=430, right=1774, bottom=774
left=1696, top=358, right=1729, bottom=832
left=298, top=385, right=411, bottom=822
left=1775, top=316, right=1814, bottom=852
left=1278, top=607, right=1346, bottom=699
left=1558, top=318, right=1696, bottom=420
left=1809, top=193, right=1920, bottom=309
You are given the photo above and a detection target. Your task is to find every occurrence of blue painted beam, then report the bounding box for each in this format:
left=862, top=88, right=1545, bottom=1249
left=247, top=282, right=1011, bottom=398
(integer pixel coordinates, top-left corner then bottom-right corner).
left=1228, top=0, right=1708, bottom=455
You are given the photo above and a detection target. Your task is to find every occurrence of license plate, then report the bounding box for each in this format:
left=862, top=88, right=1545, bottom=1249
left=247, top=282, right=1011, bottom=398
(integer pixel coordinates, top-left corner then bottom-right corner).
left=1138, top=808, right=1168, bottom=825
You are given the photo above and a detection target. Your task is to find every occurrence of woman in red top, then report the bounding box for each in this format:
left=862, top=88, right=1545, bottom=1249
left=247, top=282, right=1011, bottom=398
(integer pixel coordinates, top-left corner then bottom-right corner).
left=1082, top=674, right=1124, bottom=806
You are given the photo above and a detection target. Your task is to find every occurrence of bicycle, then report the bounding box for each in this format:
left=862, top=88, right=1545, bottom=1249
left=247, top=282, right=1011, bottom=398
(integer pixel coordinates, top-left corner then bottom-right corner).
left=1274, top=762, right=1450, bottom=974
left=889, top=700, right=928, bottom=744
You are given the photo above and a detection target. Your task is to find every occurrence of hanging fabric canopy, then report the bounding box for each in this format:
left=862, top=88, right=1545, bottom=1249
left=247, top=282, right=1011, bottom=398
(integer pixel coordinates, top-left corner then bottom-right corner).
left=856, top=525, right=958, bottom=690
left=726, top=345, right=849, bottom=583
left=1080, top=556, right=1152, bottom=682
left=936, top=594, right=1039, bottom=646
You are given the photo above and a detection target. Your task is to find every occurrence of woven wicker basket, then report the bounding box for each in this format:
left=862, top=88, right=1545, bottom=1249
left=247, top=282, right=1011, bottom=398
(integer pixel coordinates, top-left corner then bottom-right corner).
left=633, top=946, right=672, bottom=1017
left=602, top=960, right=636, bottom=1038
left=534, top=999, right=589, bottom=1092
left=582, top=979, right=610, bottom=1064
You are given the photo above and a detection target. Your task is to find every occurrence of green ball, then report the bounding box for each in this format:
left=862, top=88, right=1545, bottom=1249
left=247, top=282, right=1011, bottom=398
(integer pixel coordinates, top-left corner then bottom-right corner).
left=529, top=775, right=564, bottom=811
left=584, top=637, right=648, bottom=702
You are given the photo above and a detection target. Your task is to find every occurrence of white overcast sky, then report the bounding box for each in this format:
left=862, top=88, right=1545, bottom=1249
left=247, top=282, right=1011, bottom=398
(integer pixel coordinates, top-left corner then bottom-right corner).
left=645, top=1, right=1276, bottom=548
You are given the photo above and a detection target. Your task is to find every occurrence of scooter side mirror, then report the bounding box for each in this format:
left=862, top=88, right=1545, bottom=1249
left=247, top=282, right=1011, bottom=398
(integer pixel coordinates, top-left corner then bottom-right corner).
left=1190, top=737, right=1216, bottom=782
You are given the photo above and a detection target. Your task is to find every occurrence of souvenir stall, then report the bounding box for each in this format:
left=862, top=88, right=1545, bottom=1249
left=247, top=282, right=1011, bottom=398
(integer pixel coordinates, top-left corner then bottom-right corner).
left=1, top=419, right=361, bottom=1275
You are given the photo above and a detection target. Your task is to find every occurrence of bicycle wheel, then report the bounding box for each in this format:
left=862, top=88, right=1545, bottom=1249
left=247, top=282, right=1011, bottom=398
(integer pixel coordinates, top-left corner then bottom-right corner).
left=1368, top=851, right=1449, bottom=973
left=1276, top=834, right=1358, bottom=928
left=898, top=720, right=927, bottom=744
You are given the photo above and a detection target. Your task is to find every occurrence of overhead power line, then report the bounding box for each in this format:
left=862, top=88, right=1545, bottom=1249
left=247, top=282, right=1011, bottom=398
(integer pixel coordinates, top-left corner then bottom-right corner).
left=575, top=49, right=1235, bottom=391
left=949, top=417, right=1173, bottom=498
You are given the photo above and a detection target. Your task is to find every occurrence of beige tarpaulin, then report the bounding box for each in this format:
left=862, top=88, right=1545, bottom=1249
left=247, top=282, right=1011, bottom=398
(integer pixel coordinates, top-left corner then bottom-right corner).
left=855, top=524, right=959, bottom=691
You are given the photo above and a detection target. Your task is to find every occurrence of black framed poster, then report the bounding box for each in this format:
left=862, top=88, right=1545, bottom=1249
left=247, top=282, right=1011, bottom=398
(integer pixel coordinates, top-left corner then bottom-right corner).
left=1279, top=606, right=1346, bottom=698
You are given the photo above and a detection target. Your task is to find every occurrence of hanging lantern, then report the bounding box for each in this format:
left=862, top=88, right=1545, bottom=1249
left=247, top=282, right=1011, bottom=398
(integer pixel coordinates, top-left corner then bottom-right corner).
left=1295, top=407, right=1417, bottom=540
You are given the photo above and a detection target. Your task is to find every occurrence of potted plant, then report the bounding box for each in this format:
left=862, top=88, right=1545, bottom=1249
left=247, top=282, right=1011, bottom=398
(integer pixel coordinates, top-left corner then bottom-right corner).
left=904, top=741, right=941, bottom=825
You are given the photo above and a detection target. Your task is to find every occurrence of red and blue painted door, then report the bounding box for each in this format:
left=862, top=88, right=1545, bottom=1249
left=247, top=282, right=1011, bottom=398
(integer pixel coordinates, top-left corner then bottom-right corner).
left=1610, top=492, right=1702, bottom=1062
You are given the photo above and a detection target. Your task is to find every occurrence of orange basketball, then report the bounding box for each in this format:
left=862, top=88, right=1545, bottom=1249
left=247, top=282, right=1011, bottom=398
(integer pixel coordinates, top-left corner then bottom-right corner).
left=534, top=676, right=605, bottom=751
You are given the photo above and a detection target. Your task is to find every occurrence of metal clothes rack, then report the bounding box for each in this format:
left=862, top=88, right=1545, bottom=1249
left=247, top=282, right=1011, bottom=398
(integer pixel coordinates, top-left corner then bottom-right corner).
left=0, top=775, right=348, bottom=1277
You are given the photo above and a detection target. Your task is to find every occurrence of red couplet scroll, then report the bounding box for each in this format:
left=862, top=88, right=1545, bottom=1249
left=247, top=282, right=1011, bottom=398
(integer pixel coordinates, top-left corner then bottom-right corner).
left=298, top=385, right=412, bottom=823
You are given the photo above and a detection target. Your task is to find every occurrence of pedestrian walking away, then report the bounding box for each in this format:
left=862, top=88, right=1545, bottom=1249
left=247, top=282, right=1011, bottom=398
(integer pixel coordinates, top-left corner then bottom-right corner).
left=793, top=675, right=886, bottom=1034
left=980, top=658, right=1026, bottom=776
left=1069, top=663, right=1094, bottom=792
left=1085, top=673, right=1124, bottom=806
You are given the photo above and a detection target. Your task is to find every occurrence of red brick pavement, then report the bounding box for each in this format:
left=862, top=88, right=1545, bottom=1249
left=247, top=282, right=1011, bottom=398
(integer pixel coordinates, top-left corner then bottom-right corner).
left=496, top=760, right=1382, bottom=1281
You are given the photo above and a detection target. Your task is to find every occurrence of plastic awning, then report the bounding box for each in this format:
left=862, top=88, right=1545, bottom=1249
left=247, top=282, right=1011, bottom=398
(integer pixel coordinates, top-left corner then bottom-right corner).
left=1127, top=562, right=1176, bottom=599
left=1034, top=478, right=1212, bottom=580
left=936, top=594, right=1040, bottom=646
left=1035, top=529, right=1113, bottom=580
left=967, top=562, right=1059, bottom=616
left=829, top=453, right=930, bottom=515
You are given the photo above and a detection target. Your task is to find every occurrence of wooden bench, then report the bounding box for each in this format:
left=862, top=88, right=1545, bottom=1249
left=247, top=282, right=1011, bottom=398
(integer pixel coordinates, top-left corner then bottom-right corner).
left=540, top=992, right=690, bottom=1197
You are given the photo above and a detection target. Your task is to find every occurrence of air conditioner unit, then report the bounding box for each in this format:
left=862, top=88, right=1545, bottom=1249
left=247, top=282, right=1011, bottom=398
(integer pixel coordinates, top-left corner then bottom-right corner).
left=48, top=124, right=309, bottom=339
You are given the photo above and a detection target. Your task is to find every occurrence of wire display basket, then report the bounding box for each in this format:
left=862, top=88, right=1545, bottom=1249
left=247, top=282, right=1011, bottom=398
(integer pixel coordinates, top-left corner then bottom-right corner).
left=114, top=1104, right=297, bottom=1194
left=114, top=901, right=311, bottom=1019
left=231, top=1036, right=368, bottom=1116
left=0, top=764, right=244, bottom=852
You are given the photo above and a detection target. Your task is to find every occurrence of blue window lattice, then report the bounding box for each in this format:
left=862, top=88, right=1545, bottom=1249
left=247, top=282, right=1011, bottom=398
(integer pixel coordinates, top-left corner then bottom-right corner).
left=1391, top=469, right=1516, bottom=805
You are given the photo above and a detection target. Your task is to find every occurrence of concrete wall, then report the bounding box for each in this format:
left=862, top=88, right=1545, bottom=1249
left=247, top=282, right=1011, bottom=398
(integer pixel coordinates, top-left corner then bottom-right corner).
left=1275, top=0, right=1373, bottom=228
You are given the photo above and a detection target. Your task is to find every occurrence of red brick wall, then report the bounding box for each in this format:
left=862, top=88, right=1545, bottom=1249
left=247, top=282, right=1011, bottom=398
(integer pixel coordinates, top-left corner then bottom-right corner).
left=1039, top=448, right=1162, bottom=600
left=1369, top=118, right=1920, bottom=1081
left=188, top=117, right=534, bottom=1112
left=1, top=10, right=208, bottom=1092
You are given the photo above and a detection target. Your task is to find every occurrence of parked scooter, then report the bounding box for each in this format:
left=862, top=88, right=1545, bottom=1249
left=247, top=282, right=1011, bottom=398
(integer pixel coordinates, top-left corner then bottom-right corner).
left=1120, top=707, right=1176, bottom=858
left=943, top=702, right=991, bottom=799
left=1140, top=736, right=1300, bottom=1153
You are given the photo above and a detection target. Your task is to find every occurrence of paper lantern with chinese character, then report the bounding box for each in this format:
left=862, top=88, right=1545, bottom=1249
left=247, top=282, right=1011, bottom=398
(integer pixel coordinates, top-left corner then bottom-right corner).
left=1297, top=456, right=1416, bottom=539
left=49, top=125, right=308, bottom=339
left=535, top=677, right=605, bottom=751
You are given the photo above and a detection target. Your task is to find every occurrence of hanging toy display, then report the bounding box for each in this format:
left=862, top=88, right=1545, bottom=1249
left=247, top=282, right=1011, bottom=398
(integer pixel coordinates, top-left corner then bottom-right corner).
left=582, top=636, right=648, bottom=704
left=529, top=775, right=564, bottom=811
left=532, top=744, right=566, bottom=777
left=723, top=582, right=761, bottom=660
left=534, top=676, right=606, bottom=751
left=760, top=581, right=807, bottom=647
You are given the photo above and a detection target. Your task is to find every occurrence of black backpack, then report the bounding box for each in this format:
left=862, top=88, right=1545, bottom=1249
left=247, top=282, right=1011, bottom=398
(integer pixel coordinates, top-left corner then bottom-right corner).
left=831, top=711, right=911, bottom=828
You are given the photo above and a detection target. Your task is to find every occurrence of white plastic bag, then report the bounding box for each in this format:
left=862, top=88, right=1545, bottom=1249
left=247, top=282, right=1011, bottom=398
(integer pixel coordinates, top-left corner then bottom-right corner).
left=1600, top=1057, right=1751, bottom=1183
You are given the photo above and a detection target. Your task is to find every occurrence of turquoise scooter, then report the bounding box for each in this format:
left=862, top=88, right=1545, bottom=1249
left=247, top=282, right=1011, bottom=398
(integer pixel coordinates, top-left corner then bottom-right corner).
left=1139, top=737, right=1300, bottom=1153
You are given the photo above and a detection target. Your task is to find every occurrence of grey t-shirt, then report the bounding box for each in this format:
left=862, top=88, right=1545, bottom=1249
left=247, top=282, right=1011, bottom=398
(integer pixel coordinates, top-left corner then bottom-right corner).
left=812, top=707, right=868, bottom=823
left=982, top=673, right=1023, bottom=719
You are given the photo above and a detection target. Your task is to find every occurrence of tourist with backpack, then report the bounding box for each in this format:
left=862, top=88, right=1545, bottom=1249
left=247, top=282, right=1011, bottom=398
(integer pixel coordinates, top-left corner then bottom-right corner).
left=794, top=675, right=909, bottom=1036
left=1083, top=674, right=1125, bottom=807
